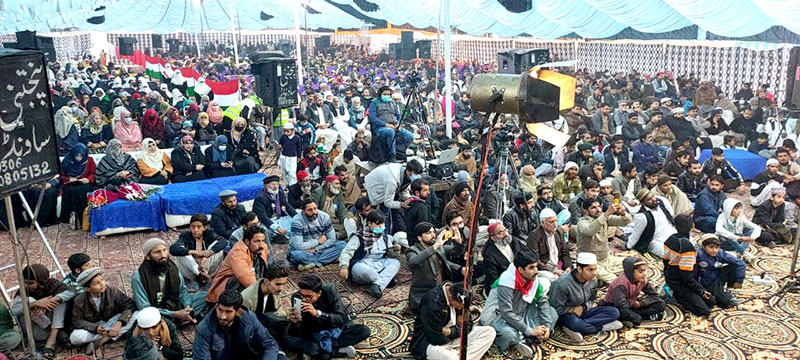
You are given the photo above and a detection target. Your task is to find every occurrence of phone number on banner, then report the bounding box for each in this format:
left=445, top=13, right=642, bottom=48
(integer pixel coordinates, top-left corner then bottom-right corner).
left=0, top=159, right=51, bottom=187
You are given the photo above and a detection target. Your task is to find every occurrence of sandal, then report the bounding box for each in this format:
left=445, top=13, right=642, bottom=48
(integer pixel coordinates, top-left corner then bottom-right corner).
left=41, top=346, right=56, bottom=360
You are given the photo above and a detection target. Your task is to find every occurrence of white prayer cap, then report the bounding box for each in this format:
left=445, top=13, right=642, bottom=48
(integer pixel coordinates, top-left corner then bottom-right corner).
left=576, top=252, right=597, bottom=265
left=564, top=161, right=578, bottom=171
left=599, top=179, right=613, bottom=187
left=766, top=159, right=779, bottom=167
left=136, top=307, right=161, bottom=328
left=539, top=208, right=557, bottom=220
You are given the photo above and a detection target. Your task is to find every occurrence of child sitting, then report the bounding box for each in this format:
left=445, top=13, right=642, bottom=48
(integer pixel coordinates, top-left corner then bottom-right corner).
left=62, top=253, right=92, bottom=294
left=600, top=257, right=665, bottom=327
left=716, top=199, right=772, bottom=262
left=663, top=214, right=717, bottom=317
left=696, top=234, right=745, bottom=308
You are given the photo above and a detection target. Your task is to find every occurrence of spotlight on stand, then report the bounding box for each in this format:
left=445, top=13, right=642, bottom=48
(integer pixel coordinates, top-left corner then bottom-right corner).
left=469, top=67, right=576, bottom=123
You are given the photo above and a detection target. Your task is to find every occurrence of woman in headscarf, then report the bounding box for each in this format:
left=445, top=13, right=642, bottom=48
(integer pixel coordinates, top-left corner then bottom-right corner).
left=185, top=102, right=201, bottom=122
left=518, top=164, right=541, bottom=201
left=58, top=143, right=96, bottom=228
left=80, top=112, right=113, bottom=154
left=203, top=135, right=236, bottom=178
left=137, top=138, right=173, bottom=185
left=206, top=100, right=225, bottom=134
left=164, top=106, right=184, bottom=147
left=96, top=139, right=139, bottom=190
left=228, top=117, right=261, bottom=175
left=54, top=106, right=80, bottom=156
left=113, top=109, right=143, bottom=152
left=157, top=101, right=170, bottom=120
left=171, top=135, right=207, bottom=183
left=12, top=264, right=76, bottom=358
left=141, top=108, right=165, bottom=148
left=194, top=112, right=217, bottom=145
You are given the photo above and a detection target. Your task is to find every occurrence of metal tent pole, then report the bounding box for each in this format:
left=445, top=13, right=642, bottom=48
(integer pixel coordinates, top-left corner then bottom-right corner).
left=3, top=197, right=36, bottom=357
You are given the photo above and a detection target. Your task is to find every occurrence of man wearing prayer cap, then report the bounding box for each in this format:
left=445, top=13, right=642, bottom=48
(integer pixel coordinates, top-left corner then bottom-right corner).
left=553, top=161, right=583, bottom=203
left=127, top=307, right=183, bottom=360
left=627, top=188, right=677, bottom=258
left=575, top=197, right=632, bottom=284
left=311, top=174, right=347, bottom=239
left=528, top=208, right=572, bottom=282
left=70, top=267, right=138, bottom=351
left=481, top=222, right=520, bottom=294
left=405, top=222, right=463, bottom=314
left=210, top=189, right=246, bottom=239
left=287, top=169, right=316, bottom=210
left=549, top=252, right=623, bottom=343
left=253, top=175, right=296, bottom=243
left=751, top=156, right=787, bottom=208
left=752, top=185, right=791, bottom=247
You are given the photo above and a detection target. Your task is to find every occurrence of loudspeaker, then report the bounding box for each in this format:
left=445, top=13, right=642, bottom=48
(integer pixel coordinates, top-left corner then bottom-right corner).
left=15, top=31, right=36, bottom=49
left=36, top=36, right=53, bottom=47
left=416, top=40, right=431, bottom=59
left=119, top=37, right=136, bottom=55
left=251, top=57, right=298, bottom=108
left=167, top=38, right=181, bottom=53
left=388, top=43, right=400, bottom=59
left=315, top=36, right=330, bottom=49
left=152, top=34, right=163, bottom=49
left=497, top=48, right=551, bottom=74
left=470, top=71, right=575, bottom=123
left=401, top=31, right=414, bottom=50
left=276, top=39, right=294, bottom=56
left=401, top=47, right=415, bottom=60
left=787, top=47, right=800, bottom=109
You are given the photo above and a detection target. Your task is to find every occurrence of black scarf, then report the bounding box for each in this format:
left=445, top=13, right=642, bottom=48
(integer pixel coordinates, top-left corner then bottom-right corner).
left=138, top=259, right=182, bottom=311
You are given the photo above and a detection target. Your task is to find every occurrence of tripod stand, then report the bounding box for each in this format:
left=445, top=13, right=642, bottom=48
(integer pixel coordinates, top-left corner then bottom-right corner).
left=491, top=146, right=521, bottom=217
left=775, top=227, right=800, bottom=302
left=397, top=76, right=438, bottom=159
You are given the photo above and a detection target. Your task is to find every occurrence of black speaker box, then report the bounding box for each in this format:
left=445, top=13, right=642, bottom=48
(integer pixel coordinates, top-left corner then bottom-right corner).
left=786, top=47, right=800, bottom=108
left=152, top=34, right=163, bottom=49
left=416, top=40, right=431, bottom=59
left=251, top=57, right=298, bottom=108
left=388, top=43, right=400, bottom=59
left=497, top=48, right=551, bottom=74
left=315, top=36, right=331, bottom=49
left=401, top=31, right=414, bottom=50
left=15, top=31, right=36, bottom=49
left=401, top=47, right=415, bottom=60
left=119, top=37, right=136, bottom=55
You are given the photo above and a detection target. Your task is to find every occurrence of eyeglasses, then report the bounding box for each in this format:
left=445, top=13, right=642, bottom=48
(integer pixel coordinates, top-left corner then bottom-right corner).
left=450, top=221, right=464, bottom=227
left=183, top=140, right=194, bottom=144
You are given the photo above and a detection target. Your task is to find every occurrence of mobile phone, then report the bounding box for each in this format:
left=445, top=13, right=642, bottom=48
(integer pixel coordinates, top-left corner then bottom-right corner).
left=613, top=194, right=621, bottom=205
left=293, top=298, right=302, bottom=310
left=442, top=229, right=454, bottom=240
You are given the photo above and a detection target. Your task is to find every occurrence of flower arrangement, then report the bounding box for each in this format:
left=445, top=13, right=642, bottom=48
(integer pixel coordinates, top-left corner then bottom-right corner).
left=88, top=190, right=118, bottom=208
left=117, top=183, right=147, bottom=201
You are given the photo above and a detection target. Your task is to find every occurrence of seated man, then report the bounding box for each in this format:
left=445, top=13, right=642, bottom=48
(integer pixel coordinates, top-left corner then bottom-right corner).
left=285, top=275, right=371, bottom=359
left=253, top=175, right=296, bottom=243
left=411, top=283, right=496, bottom=360
left=611, top=163, right=643, bottom=207
left=406, top=223, right=463, bottom=314
left=368, top=86, right=413, bottom=161
left=63, top=252, right=92, bottom=294
left=132, top=238, right=205, bottom=325
left=289, top=198, right=348, bottom=271
left=339, top=211, right=402, bottom=299
left=693, top=176, right=726, bottom=233
left=653, top=175, right=692, bottom=216
left=207, top=227, right=269, bottom=304
left=193, top=289, right=285, bottom=360
left=701, top=148, right=744, bottom=192
left=230, top=212, right=278, bottom=265
left=344, top=197, right=374, bottom=239
left=568, top=179, right=605, bottom=225
left=480, top=251, right=556, bottom=356
left=576, top=198, right=632, bottom=284
left=481, top=223, right=520, bottom=295
left=170, top=214, right=226, bottom=286
left=288, top=170, right=316, bottom=210
left=599, top=257, right=665, bottom=328
left=752, top=187, right=792, bottom=246
left=124, top=307, right=183, bottom=360
left=549, top=253, right=622, bottom=343
left=70, top=267, right=137, bottom=352
left=664, top=215, right=717, bottom=317
left=503, top=193, right=538, bottom=246
left=241, top=264, right=290, bottom=340
left=627, top=189, right=677, bottom=258
left=717, top=199, right=771, bottom=257
left=751, top=158, right=784, bottom=207
left=311, top=175, right=347, bottom=240
left=552, top=162, right=582, bottom=203
left=533, top=184, right=570, bottom=225
left=696, top=234, right=745, bottom=308
left=210, top=190, right=247, bottom=240
left=677, top=159, right=705, bottom=203
left=529, top=208, right=572, bottom=282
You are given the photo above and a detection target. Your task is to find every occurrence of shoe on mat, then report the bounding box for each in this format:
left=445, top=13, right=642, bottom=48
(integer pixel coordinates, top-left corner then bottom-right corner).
left=602, top=320, right=623, bottom=332
left=561, top=326, right=584, bottom=343
left=338, top=345, right=357, bottom=358
left=366, top=284, right=383, bottom=299
left=297, top=263, right=316, bottom=272
left=513, top=343, right=533, bottom=357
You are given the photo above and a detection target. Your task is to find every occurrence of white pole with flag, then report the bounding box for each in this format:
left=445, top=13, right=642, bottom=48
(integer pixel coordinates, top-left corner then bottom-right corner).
left=229, top=0, right=239, bottom=65
left=294, top=0, right=304, bottom=88
left=443, top=0, right=452, bottom=138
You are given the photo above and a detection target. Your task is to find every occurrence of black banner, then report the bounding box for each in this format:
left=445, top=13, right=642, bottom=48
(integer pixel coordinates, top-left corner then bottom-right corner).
left=0, top=49, right=59, bottom=197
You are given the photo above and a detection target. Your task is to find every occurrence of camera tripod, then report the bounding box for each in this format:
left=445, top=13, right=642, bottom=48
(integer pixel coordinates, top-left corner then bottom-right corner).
left=397, top=75, right=438, bottom=159
left=491, top=147, right=521, bottom=217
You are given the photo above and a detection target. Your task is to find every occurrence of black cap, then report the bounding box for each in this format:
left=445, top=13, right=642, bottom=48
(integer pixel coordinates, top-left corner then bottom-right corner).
left=264, top=175, right=280, bottom=184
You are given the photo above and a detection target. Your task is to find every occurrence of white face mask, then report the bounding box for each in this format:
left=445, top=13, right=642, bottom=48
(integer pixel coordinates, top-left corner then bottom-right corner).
left=123, top=117, right=132, bottom=124
left=218, top=145, right=227, bottom=151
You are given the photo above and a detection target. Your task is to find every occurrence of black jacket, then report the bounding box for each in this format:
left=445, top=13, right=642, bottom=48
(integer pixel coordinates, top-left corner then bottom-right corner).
left=171, top=146, right=207, bottom=177
left=287, top=183, right=312, bottom=210
left=518, top=141, right=547, bottom=168
left=253, top=188, right=297, bottom=230
left=752, top=200, right=785, bottom=229
left=502, top=207, right=538, bottom=246
left=405, top=198, right=430, bottom=244
left=210, top=203, right=247, bottom=240
left=677, top=170, right=705, bottom=202
left=405, top=244, right=462, bottom=313
left=663, top=159, right=686, bottom=179
left=171, top=229, right=227, bottom=256
left=410, top=285, right=461, bottom=360
left=289, top=284, right=350, bottom=335
left=481, top=238, right=521, bottom=295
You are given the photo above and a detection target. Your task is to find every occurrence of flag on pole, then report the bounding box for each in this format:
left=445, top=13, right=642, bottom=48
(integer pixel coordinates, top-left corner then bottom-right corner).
left=206, top=79, right=240, bottom=107
left=145, top=55, right=165, bottom=80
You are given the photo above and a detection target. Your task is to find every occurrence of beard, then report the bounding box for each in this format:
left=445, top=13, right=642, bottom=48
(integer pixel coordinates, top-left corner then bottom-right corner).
left=148, top=257, right=169, bottom=272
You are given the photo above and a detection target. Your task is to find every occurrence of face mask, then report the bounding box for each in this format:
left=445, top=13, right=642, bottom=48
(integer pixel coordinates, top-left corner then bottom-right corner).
left=381, top=95, right=392, bottom=102
left=123, top=117, right=132, bottom=124
left=71, top=106, right=78, bottom=113
left=218, top=145, right=227, bottom=151
left=372, top=226, right=386, bottom=235
left=74, top=155, right=84, bottom=162
left=410, top=174, right=421, bottom=181
left=235, top=125, right=245, bottom=131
